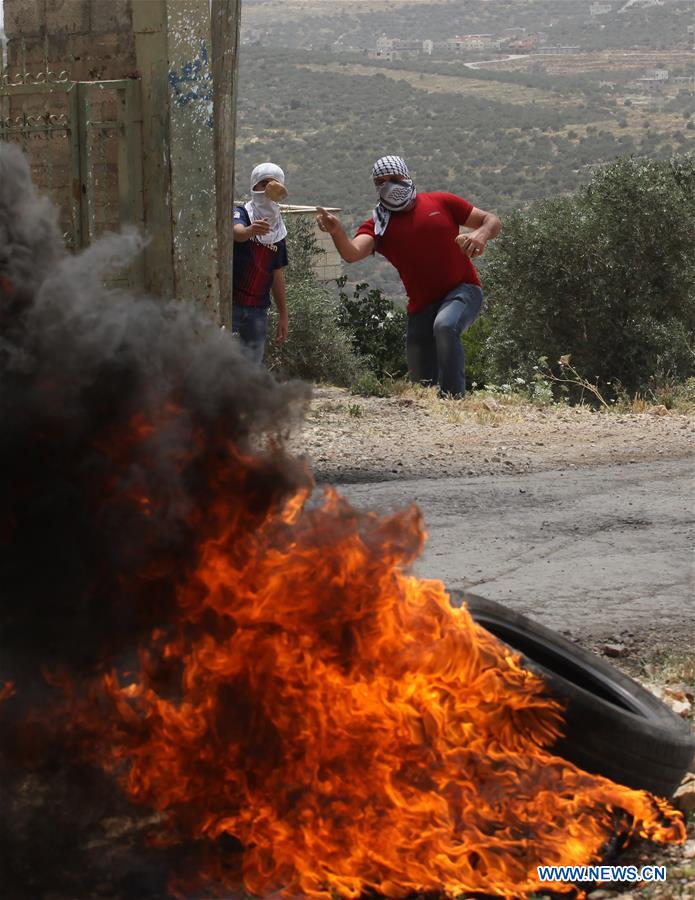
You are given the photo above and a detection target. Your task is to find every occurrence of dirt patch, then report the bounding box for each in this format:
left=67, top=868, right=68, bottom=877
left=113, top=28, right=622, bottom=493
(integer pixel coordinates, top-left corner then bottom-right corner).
left=292, top=385, right=695, bottom=484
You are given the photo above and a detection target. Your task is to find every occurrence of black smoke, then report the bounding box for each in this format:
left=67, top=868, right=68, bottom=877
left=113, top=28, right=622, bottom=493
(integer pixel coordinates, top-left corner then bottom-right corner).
left=0, top=142, right=311, bottom=897
left=0, top=142, right=311, bottom=671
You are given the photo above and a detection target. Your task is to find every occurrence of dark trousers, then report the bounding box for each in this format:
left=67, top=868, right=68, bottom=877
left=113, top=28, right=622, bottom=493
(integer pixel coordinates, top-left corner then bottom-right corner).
left=231, top=304, right=268, bottom=366
left=406, top=282, right=483, bottom=398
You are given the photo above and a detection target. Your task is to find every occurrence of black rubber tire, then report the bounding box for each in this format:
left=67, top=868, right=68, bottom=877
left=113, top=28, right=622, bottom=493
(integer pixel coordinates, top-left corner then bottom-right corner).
left=450, top=591, right=695, bottom=799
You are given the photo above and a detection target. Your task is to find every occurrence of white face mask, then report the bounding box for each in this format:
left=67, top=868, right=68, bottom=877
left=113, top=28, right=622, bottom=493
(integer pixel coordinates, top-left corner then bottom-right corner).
left=250, top=190, right=278, bottom=215
left=245, top=190, right=288, bottom=245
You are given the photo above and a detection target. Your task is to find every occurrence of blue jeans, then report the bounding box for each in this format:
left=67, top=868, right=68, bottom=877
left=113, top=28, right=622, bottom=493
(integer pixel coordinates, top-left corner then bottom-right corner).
left=406, top=282, right=484, bottom=398
left=231, top=304, right=268, bottom=366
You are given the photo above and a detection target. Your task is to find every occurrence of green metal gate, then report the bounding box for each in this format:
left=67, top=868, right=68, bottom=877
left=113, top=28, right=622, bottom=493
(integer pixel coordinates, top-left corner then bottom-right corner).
left=1, top=51, right=144, bottom=287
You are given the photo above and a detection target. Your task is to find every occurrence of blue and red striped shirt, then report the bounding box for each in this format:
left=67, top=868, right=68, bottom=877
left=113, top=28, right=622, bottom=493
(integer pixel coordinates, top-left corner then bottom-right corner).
left=233, top=206, right=288, bottom=308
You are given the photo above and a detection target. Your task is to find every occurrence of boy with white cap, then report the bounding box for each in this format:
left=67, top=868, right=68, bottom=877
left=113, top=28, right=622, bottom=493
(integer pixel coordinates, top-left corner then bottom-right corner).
left=232, top=163, right=289, bottom=365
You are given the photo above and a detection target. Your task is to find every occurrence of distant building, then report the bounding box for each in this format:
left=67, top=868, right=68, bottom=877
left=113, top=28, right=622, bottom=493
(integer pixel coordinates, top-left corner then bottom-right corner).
left=673, top=76, right=695, bottom=93
left=503, top=27, right=527, bottom=38
left=376, top=35, right=396, bottom=53
left=368, top=48, right=395, bottom=61
left=509, top=36, right=538, bottom=51
left=396, top=39, right=422, bottom=52
left=645, top=68, right=669, bottom=80
left=422, top=40, right=434, bottom=56
left=372, top=35, right=422, bottom=57
left=367, top=48, right=419, bottom=62
left=447, top=34, right=501, bottom=51
left=590, top=2, right=613, bottom=16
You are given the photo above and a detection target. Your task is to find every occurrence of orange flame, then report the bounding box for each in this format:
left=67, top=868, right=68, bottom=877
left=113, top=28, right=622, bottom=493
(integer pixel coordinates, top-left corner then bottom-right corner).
left=64, top=483, right=683, bottom=898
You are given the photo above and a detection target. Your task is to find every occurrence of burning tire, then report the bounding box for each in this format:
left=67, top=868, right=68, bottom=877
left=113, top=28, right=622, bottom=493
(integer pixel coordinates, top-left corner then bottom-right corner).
left=452, top=592, right=695, bottom=799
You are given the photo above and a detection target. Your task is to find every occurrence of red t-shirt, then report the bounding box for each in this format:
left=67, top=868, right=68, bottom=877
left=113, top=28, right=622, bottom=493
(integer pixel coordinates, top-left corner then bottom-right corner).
left=355, top=192, right=481, bottom=315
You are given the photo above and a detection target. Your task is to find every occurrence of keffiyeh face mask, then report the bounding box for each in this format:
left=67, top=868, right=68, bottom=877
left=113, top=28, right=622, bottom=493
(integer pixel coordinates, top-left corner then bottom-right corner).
left=377, top=178, right=416, bottom=211
left=371, top=155, right=417, bottom=237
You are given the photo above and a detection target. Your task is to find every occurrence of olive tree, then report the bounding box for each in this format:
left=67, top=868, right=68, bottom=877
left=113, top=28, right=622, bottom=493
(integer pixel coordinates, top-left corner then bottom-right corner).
left=484, top=156, right=695, bottom=398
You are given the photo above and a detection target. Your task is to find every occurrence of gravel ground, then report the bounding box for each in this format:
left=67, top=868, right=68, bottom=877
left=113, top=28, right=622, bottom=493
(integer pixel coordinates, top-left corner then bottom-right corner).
left=291, top=385, right=695, bottom=899
left=291, top=385, right=695, bottom=485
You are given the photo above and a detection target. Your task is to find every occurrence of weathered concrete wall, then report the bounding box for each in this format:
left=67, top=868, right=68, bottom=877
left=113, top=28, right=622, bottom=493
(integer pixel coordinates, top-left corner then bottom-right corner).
left=3, top=0, right=144, bottom=272
left=163, top=0, right=218, bottom=313
left=4, top=0, right=222, bottom=316
left=2, top=2, right=138, bottom=251
left=3, top=0, right=136, bottom=79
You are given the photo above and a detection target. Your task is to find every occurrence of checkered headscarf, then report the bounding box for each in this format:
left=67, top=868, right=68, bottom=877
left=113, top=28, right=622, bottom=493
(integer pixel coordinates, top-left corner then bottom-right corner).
left=371, top=155, right=417, bottom=239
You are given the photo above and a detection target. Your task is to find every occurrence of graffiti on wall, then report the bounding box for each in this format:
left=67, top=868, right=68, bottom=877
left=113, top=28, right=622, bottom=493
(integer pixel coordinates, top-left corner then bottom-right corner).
left=168, top=39, right=213, bottom=128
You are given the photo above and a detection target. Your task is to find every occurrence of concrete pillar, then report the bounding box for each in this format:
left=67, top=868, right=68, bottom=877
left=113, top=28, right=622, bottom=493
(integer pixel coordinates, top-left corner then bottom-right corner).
left=133, top=0, right=219, bottom=315
left=210, top=0, right=241, bottom=328
left=5, top=0, right=229, bottom=320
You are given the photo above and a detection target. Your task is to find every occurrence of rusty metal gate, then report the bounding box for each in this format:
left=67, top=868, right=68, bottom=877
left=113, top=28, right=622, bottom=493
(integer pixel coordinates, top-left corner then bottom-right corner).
left=1, top=49, right=144, bottom=288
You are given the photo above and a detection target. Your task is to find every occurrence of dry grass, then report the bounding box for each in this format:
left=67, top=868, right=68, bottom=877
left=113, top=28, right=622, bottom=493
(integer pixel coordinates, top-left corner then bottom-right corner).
left=641, top=650, right=695, bottom=691
left=378, top=378, right=695, bottom=418
left=613, top=378, right=695, bottom=415
left=309, top=398, right=347, bottom=418
left=380, top=383, right=534, bottom=425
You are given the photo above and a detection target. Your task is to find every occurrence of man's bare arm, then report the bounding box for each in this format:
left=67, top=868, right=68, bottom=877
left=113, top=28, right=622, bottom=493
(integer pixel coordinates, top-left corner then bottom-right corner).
left=456, top=207, right=502, bottom=259
left=316, top=207, right=374, bottom=262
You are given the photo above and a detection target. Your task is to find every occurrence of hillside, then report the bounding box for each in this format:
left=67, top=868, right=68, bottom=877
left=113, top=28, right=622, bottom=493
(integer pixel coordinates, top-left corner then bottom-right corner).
left=234, top=0, right=694, bottom=298
left=241, top=0, right=693, bottom=51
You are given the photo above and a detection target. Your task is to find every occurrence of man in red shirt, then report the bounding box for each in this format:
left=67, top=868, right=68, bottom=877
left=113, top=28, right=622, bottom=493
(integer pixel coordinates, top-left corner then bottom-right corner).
left=317, top=155, right=501, bottom=397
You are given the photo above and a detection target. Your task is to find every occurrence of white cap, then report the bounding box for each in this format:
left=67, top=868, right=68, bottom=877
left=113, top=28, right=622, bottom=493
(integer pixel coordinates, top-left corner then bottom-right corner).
left=250, top=163, right=285, bottom=192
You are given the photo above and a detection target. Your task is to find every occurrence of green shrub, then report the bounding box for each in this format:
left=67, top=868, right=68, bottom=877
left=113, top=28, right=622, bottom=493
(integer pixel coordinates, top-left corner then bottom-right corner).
left=267, top=276, right=367, bottom=386
left=265, top=218, right=367, bottom=386
left=336, top=278, right=408, bottom=380
left=484, top=155, right=695, bottom=400
left=349, top=370, right=393, bottom=398
left=461, top=315, right=492, bottom=388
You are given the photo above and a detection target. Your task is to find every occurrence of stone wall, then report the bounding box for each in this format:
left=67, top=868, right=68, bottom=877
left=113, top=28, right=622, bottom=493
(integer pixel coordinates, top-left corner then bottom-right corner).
left=279, top=206, right=344, bottom=283
left=2, top=1, right=138, bottom=251
left=3, top=0, right=136, bottom=79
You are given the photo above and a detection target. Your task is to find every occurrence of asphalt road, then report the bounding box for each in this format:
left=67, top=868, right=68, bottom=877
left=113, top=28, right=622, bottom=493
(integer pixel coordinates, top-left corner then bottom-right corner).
left=333, top=458, right=695, bottom=640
